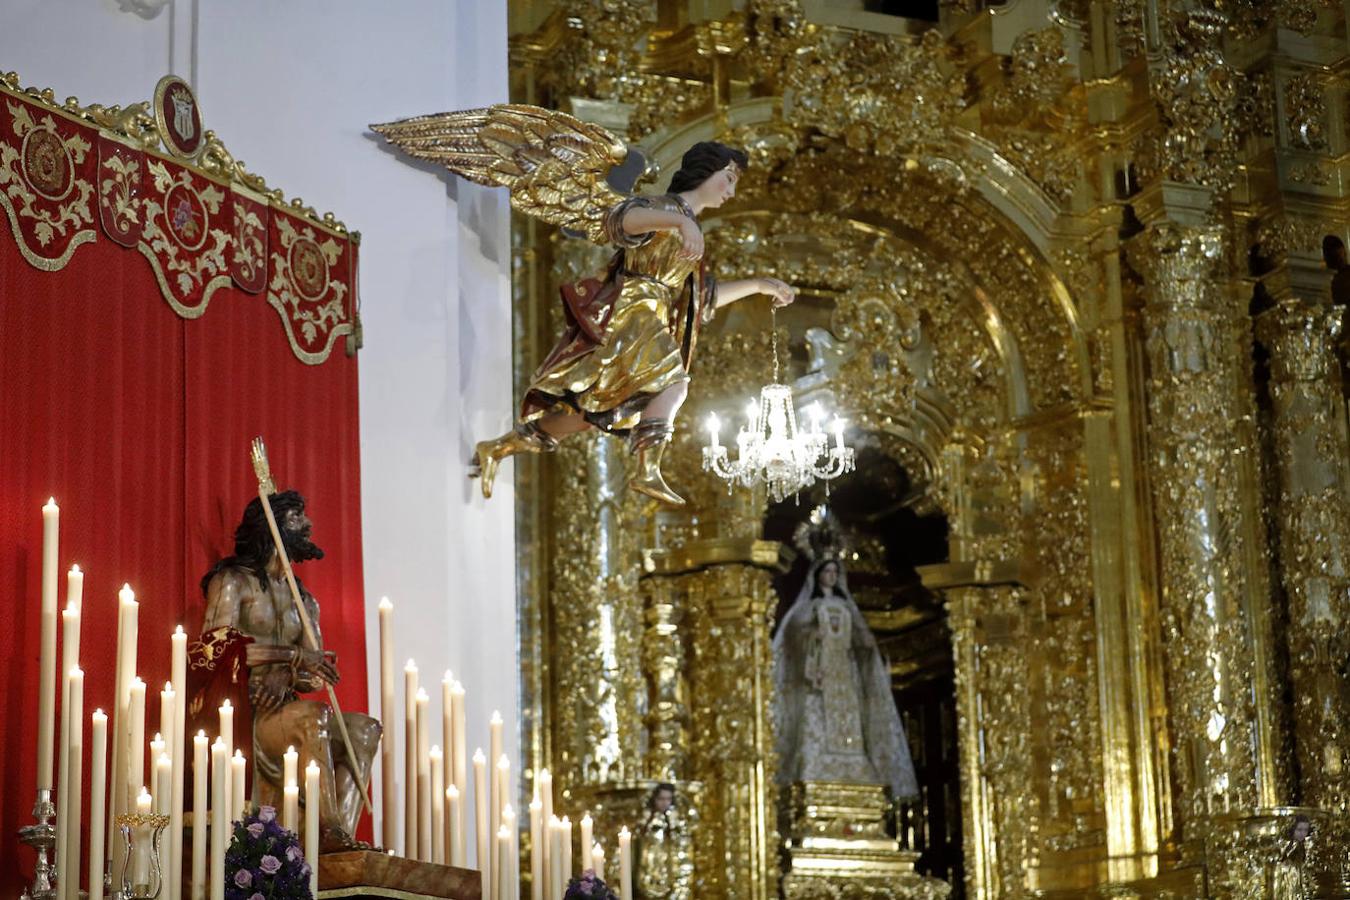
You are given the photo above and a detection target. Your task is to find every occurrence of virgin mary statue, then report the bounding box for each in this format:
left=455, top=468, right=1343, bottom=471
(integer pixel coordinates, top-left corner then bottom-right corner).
left=773, top=557, right=919, bottom=799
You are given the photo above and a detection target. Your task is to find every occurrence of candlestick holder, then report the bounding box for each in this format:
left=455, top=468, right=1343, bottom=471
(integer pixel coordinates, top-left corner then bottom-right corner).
left=17, top=788, right=57, bottom=900
left=114, top=813, right=170, bottom=900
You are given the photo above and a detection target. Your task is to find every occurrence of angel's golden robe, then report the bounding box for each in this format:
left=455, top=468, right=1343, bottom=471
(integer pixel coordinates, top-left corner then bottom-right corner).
left=521, top=194, right=717, bottom=433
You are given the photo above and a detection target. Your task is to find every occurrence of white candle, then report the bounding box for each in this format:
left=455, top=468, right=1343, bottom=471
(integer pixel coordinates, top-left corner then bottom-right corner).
left=133, top=786, right=153, bottom=887
left=231, top=750, right=247, bottom=822
left=55, top=604, right=81, bottom=896
left=447, top=784, right=463, bottom=866
left=833, top=417, right=845, bottom=449
left=284, top=784, right=300, bottom=835
left=561, top=817, right=572, bottom=886
left=108, top=584, right=138, bottom=876
left=442, top=672, right=454, bottom=779
left=592, top=843, right=605, bottom=883
left=707, top=413, right=721, bottom=449
left=496, top=755, right=512, bottom=852
left=210, top=739, right=226, bottom=900
left=156, top=752, right=172, bottom=818
left=284, top=745, right=299, bottom=794
left=305, top=760, right=321, bottom=897
left=170, top=626, right=187, bottom=900
left=475, top=749, right=490, bottom=900
left=149, top=733, right=166, bottom=794
left=538, top=770, right=553, bottom=900
left=159, top=683, right=175, bottom=775
left=618, top=828, right=632, bottom=900
left=219, top=699, right=233, bottom=819
left=38, top=499, right=59, bottom=793
left=404, top=660, right=419, bottom=859
left=503, top=805, right=519, bottom=900
left=495, top=826, right=509, bottom=900
left=489, top=715, right=503, bottom=896
left=529, top=799, right=542, bottom=900
left=378, top=598, right=396, bottom=850
left=580, top=814, right=593, bottom=872
left=89, top=709, right=108, bottom=900
left=451, top=681, right=467, bottom=862
left=417, top=688, right=431, bottom=860
left=430, top=745, right=445, bottom=864
left=62, top=667, right=84, bottom=900
left=128, top=678, right=146, bottom=811
left=549, top=817, right=563, bottom=900
left=192, top=731, right=208, bottom=900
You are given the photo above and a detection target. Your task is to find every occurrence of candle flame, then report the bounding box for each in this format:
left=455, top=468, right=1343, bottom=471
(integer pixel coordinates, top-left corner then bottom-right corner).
left=448, top=784, right=460, bottom=798
left=379, top=596, right=392, bottom=610
left=490, top=710, right=503, bottom=723
left=221, top=698, right=231, bottom=709
left=174, top=625, right=184, bottom=635
left=473, top=748, right=486, bottom=762
left=70, top=563, right=80, bottom=573
left=46, top=497, right=57, bottom=508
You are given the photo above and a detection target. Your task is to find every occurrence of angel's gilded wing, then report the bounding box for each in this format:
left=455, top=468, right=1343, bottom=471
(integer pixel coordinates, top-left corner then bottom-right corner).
left=371, top=103, right=630, bottom=245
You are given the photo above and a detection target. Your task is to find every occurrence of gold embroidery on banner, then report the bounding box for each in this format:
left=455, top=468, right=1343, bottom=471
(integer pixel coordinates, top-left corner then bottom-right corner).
left=0, top=98, right=96, bottom=269
left=232, top=194, right=265, bottom=287
left=267, top=214, right=351, bottom=365
left=139, top=157, right=231, bottom=319
left=99, top=146, right=141, bottom=239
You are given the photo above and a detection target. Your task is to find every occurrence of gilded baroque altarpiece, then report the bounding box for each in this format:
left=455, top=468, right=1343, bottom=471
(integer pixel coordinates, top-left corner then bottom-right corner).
left=505, top=1, right=1350, bottom=897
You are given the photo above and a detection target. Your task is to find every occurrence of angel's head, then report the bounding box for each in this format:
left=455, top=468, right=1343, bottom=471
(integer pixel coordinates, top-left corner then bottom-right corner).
left=668, top=142, right=748, bottom=211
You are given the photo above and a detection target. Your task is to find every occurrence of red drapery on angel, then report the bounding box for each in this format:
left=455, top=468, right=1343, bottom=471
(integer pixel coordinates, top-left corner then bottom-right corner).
left=0, top=84, right=371, bottom=891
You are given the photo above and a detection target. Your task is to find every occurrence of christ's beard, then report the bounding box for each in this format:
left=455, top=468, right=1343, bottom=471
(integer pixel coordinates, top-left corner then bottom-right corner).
left=284, top=530, right=325, bottom=563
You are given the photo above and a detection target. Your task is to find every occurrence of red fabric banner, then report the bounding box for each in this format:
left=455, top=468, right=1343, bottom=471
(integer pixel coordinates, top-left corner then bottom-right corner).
left=266, top=209, right=356, bottom=363
left=0, top=210, right=370, bottom=892
left=96, top=135, right=145, bottom=248
left=0, top=92, right=98, bottom=269
left=139, top=156, right=233, bottom=318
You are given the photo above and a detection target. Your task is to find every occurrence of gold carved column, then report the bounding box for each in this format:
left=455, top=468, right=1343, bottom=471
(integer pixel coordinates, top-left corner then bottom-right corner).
left=1255, top=299, right=1350, bottom=815
left=644, top=550, right=781, bottom=900
left=550, top=435, right=646, bottom=791
left=1124, top=221, right=1274, bottom=844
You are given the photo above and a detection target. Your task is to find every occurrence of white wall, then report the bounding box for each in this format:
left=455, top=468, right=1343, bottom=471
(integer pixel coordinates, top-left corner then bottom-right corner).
left=0, top=0, right=516, bottom=851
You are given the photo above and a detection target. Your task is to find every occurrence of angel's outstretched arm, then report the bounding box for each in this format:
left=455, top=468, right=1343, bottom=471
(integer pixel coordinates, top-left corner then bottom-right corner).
left=714, top=277, right=796, bottom=309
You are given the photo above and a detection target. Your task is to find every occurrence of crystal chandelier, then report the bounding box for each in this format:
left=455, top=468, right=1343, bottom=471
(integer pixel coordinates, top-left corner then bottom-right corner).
left=702, top=308, right=855, bottom=502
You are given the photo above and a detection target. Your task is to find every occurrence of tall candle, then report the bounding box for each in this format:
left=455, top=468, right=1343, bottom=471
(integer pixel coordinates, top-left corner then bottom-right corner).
left=38, top=499, right=59, bottom=793
left=549, top=817, right=563, bottom=900
left=305, top=760, right=321, bottom=897
left=538, top=769, right=553, bottom=900
left=149, top=733, right=166, bottom=793
left=528, top=799, right=542, bottom=900
left=284, top=783, right=300, bottom=834
left=89, top=710, right=108, bottom=900
left=561, top=817, right=572, bottom=885
left=404, top=660, right=419, bottom=859
left=430, top=745, right=445, bottom=864
left=128, top=678, right=146, bottom=810
left=592, top=843, right=605, bottom=882
left=55, top=604, right=81, bottom=895
left=580, top=814, right=593, bottom=872
left=108, top=584, right=138, bottom=874
left=441, top=673, right=454, bottom=780
left=489, top=715, right=503, bottom=897
left=210, top=739, right=227, bottom=900
left=63, top=667, right=84, bottom=900
left=451, top=681, right=467, bottom=862
left=503, top=805, right=519, bottom=900
left=192, top=731, right=208, bottom=900
left=474, top=749, right=490, bottom=900
left=447, top=784, right=463, bottom=866
left=156, top=752, right=173, bottom=816
left=159, top=684, right=175, bottom=773
left=219, top=699, right=233, bottom=816
left=377, top=598, right=396, bottom=849
left=496, top=755, right=512, bottom=876
left=170, top=626, right=187, bottom=900
left=231, top=750, right=247, bottom=822
left=133, top=787, right=154, bottom=887
left=417, top=688, right=431, bottom=860
left=495, top=826, right=509, bottom=900
left=284, top=746, right=299, bottom=793
left=618, top=828, right=632, bottom=900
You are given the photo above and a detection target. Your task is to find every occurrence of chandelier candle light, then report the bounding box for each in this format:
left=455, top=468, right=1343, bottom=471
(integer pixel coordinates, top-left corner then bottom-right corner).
left=703, top=307, right=854, bottom=502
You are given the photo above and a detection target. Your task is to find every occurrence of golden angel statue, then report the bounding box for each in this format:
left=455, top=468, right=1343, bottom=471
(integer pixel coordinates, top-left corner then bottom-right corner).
left=372, top=104, right=794, bottom=506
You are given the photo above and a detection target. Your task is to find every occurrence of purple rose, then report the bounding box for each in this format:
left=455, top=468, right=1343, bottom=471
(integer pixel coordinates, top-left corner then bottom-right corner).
left=233, top=870, right=252, bottom=888
left=250, top=894, right=264, bottom=900
left=257, top=806, right=277, bottom=823
left=246, top=822, right=264, bottom=838
left=259, top=855, right=282, bottom=876
left=579, top=883, right=593, bottom=896
left=287, top=844, right=303, bottom=862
